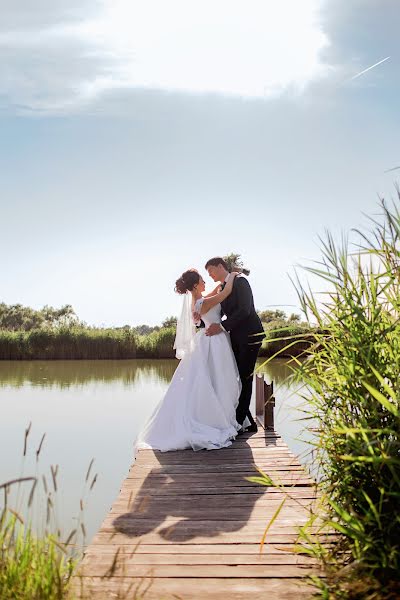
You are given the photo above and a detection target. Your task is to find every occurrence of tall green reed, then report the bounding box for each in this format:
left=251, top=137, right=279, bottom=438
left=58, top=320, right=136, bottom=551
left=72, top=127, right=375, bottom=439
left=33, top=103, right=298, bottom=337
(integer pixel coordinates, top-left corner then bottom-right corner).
left=0, top=424, right=96, bottom=599
left=136, top=327, right=176, bottom=358
left=292, top=198, right=400, bottom=598
left=0, top=324, right=313, bottom=360
left=0, top=326, right=179, bottom=360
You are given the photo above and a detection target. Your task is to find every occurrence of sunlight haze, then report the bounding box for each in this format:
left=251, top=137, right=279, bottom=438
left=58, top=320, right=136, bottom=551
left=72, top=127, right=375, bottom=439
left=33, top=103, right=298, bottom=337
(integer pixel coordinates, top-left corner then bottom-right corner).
left=0, top=0, right=398, bottom=326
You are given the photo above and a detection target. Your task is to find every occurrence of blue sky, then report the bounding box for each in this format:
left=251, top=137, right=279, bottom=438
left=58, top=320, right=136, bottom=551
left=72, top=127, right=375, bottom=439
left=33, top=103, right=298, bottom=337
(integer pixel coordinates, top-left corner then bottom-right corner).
left=0, top=1, right=398, bottom=326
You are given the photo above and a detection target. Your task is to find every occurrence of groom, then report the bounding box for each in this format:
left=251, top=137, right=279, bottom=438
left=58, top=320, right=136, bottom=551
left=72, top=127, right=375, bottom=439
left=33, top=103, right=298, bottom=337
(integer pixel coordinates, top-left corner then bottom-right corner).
left=204, top=257, right=265, bottom=432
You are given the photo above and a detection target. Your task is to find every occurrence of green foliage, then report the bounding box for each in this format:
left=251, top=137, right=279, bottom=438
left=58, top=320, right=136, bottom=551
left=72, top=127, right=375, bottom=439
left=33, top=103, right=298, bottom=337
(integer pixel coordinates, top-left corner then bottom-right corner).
left=132, top=324, right=160, bottom=336
left=0, top=327, right=138, bottom=360
left=161, top=316, right=177, bottom=328
left=224, top=252, right=244, bottom=269
left=136, top=327, right=176, bottom=359
left=258, top=309, right=287, bottom=322
left=0, top=309, right=316, bottom=359
left=0, top=297, right=314, bottom=360
left=223, top=252, right=250, bottom=275
left=294, top=199, right=400, bottom=598
left=288, top=313, right=301, bottom=323
left=257, top=310, right=316, bottom=358
left=0, top=512, right=77, bottom=600
left=0, top=304, right=80, bottom=331
left=0, top=422, right=94, bottom=599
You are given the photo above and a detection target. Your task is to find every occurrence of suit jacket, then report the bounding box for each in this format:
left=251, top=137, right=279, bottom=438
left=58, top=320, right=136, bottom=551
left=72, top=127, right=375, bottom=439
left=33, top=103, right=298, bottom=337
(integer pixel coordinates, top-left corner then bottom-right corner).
left=220, top=276, right=265, bottom=349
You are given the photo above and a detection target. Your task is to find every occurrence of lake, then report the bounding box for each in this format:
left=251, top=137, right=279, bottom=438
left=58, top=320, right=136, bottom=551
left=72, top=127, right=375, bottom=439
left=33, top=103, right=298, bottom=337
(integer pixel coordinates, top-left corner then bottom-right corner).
left=0, top=358, right=312, bottom=544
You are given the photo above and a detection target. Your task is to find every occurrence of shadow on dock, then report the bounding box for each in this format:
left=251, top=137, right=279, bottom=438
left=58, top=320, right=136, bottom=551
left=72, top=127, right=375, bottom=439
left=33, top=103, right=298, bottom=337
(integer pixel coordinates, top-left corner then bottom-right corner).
left=112, top=435, right=275, bottom=542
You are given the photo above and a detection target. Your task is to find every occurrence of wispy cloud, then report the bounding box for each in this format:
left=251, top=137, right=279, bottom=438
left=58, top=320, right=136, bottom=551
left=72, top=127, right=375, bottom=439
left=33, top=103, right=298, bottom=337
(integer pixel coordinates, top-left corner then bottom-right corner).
left=0, top=0, right=329, bottom=115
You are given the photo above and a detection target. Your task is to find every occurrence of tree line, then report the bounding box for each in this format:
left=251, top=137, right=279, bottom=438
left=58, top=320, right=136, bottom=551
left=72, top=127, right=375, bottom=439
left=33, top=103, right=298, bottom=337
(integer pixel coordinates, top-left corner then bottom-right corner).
left=0, top=303, right=301, bottom=333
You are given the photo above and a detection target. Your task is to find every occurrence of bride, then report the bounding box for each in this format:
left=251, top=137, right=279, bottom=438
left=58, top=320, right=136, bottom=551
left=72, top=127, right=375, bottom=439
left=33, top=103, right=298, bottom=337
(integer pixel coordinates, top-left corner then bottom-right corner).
left=137, top=269, right=242, bottom=452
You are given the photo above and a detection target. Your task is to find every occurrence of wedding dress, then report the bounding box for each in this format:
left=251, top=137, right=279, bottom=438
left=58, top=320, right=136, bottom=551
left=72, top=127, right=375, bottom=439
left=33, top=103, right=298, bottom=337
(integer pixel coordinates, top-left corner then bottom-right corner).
left=137, top=299, right=241, bottom=451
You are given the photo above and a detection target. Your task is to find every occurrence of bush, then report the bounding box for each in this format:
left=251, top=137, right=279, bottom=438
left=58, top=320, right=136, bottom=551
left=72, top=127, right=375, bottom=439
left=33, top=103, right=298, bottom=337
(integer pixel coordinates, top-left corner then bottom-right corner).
left=136, top=327, right=176, bottom=359
left=259, top=320, right=316, bottom=357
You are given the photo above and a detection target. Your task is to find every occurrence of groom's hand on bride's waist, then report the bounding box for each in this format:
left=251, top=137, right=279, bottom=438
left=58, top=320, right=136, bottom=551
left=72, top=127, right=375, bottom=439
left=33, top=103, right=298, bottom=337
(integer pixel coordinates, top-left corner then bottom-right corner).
left=205, top=323, right=224, bottom=336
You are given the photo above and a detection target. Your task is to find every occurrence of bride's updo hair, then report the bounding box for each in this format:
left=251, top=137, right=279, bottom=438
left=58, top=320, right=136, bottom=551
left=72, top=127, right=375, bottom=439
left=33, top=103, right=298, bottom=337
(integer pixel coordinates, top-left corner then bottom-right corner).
left=175, top=269, right=200, bottom=294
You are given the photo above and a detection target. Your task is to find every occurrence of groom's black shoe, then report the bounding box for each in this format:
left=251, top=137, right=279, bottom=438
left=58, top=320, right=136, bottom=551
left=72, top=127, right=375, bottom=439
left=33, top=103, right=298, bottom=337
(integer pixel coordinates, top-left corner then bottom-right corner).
left=246, top=422, right=258, bottom=433
left=237, top=427, right=246, bottom=435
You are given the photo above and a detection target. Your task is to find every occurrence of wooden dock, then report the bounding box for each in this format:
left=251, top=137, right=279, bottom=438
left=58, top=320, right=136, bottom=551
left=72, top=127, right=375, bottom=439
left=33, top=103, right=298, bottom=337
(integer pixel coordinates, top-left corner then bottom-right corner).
left=75, top=426, right=322, bottom=599
left=74, top=375, right=323, bottom=598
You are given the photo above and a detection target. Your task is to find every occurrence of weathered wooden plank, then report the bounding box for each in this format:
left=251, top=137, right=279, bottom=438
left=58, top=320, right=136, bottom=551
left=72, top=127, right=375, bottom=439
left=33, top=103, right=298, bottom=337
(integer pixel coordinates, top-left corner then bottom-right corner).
left=133, top=458, right=296, bottom=469
left=115, top=492, right=315, bottom=505
left=82, top=543, right=313, bottom=556
left=81, top=551, right=318, bottom=565
left=135, top=447, right=294, bottom=459
left=136, top=446, right=292, bottom=453
left=121, top=477, right=314, bottom=489
left=78, top=562, right=319, bottom=578
left=136, top=441, right=287, bottom=453
left=134, top=456, right=296, bottom=467
left=130, top=463, right=304, bottom=473
left=101, top=519, right=314, bottom=536
left=73, top=576, right=314, bottom=599
left=116, top=485, right=316, bottom=497
left=91, top=530, right=332, bottom=546
left=124, top=470, right=312, bottom=481
left=147, top=443, right=287, bottom=450
left=126, top=473, right=310, bottom=484
left=109, top=508, right=311, bottom=521
left=110, top=496, right=313, bottom=513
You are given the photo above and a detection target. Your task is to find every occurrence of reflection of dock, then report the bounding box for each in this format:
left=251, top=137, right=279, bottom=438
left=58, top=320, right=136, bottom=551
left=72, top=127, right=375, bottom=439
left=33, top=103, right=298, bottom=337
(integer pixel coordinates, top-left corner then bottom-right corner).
left=75, top=378, right=323, bottom=599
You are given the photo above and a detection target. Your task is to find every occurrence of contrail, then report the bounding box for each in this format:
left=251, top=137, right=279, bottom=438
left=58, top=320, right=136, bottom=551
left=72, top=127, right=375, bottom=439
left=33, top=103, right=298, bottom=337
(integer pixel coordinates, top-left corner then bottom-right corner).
left=384, top=166, right=400, bottom=173
left=350, top=56, right=391, bottom=80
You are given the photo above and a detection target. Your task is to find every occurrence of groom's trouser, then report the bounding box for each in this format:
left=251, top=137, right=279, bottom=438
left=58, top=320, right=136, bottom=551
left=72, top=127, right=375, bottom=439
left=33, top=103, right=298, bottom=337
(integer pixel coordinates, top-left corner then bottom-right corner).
left=234, top=342, right=262, bottom=426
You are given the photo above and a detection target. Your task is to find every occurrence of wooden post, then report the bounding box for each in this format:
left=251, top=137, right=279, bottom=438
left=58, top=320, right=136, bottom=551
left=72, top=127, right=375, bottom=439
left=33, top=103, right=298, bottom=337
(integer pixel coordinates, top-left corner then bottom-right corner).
left=255, top=373, right=264, bottom=421
left=264, top=379, right=275, bottom=430
left=255, top=373, right=275, bottom=430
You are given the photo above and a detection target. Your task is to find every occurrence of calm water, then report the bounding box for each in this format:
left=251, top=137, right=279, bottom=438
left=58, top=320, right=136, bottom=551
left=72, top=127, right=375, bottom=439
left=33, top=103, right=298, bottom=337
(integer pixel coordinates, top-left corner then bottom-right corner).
left=0, top=358, right=311, bottom=543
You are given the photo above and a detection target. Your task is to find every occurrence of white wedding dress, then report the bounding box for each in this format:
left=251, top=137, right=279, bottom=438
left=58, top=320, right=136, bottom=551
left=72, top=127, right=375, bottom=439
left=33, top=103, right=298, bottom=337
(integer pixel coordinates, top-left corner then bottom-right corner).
left=137, top=299, right=241, bottom=451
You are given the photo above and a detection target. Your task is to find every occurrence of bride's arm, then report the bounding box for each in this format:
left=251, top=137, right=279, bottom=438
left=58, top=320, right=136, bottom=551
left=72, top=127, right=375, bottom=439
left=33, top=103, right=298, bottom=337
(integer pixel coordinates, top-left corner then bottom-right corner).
left=198, top=273, right=238, bottom=316
left=203, top=283, right=222, bottom=298
left=193, top=284, right=222, bottom=322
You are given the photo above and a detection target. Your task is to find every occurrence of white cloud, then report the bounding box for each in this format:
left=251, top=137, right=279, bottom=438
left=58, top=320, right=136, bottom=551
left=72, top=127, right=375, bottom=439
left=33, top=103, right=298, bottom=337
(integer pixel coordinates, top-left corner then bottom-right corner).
left=0, top=0, right=329, bottom=113
left=82, top=0, right=329, bottom=98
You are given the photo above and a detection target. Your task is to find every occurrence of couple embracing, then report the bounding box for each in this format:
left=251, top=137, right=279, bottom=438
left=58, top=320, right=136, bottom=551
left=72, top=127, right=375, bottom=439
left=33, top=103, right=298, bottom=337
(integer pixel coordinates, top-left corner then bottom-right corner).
left=137, top=257, right=265, bottom=452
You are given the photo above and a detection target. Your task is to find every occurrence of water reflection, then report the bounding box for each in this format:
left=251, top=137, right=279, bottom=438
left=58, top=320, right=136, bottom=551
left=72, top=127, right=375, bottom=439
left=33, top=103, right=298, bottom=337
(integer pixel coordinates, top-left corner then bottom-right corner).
left=0, top=357, right=297, bottom=389
left=0, top=357, right=311, bottom=543
left=0, top=359, right=177, bottom=389
left=256, top=357, right=298, bottom=386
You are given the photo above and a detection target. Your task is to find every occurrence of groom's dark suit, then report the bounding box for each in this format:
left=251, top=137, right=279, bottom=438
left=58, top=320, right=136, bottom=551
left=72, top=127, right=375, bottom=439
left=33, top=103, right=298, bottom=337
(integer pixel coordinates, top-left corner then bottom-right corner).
left=220, top=276, right=265, bottom=426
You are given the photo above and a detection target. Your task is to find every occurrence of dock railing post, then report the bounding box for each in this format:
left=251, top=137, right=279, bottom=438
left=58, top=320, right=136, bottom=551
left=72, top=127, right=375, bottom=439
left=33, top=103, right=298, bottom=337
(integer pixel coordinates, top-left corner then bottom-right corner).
left=255, top=373, right=275, bottom=430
